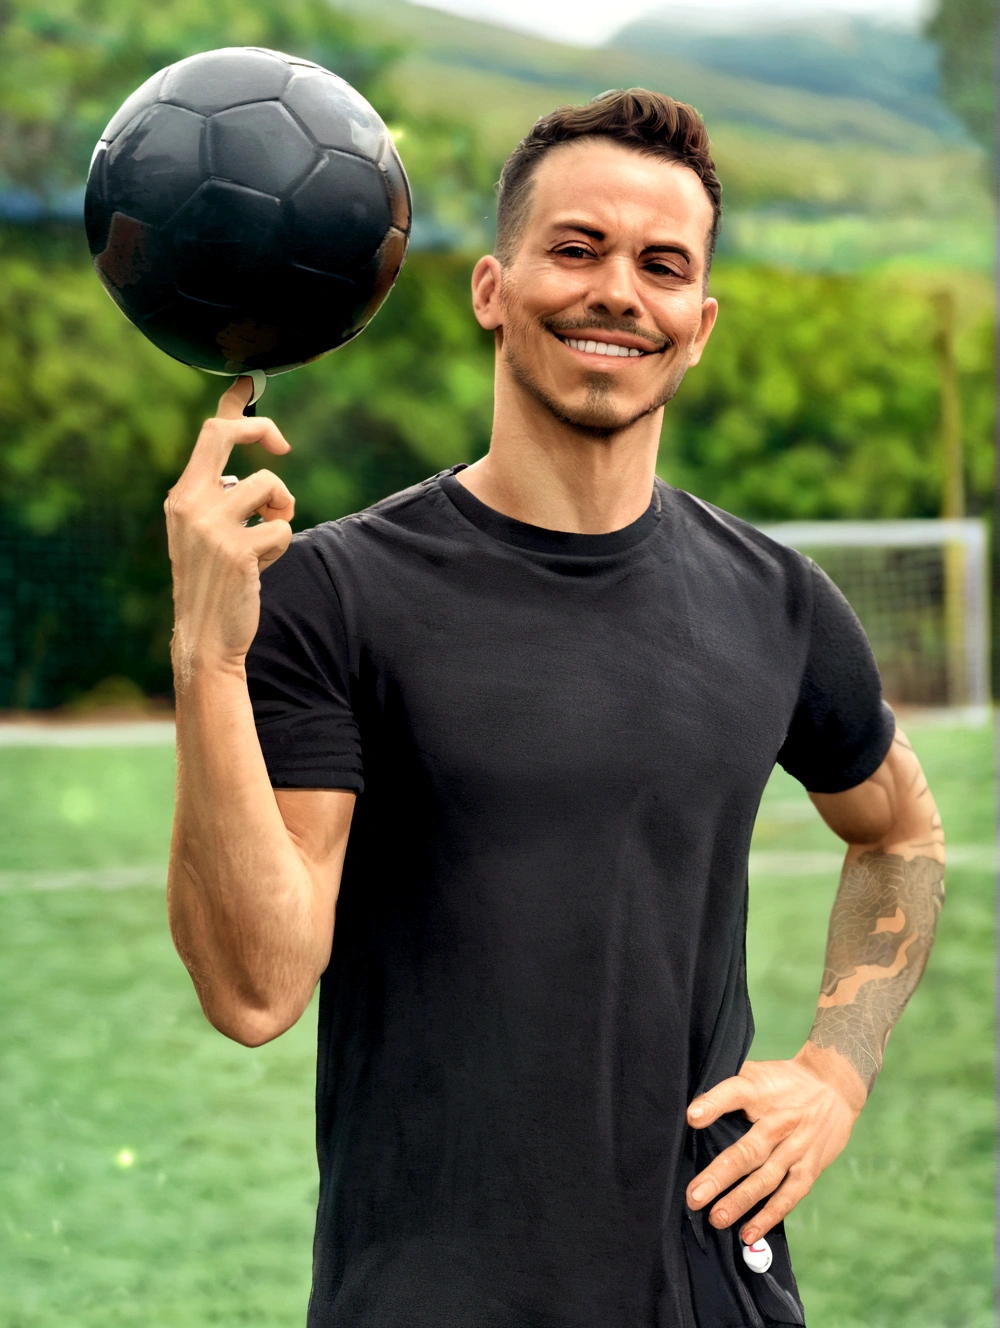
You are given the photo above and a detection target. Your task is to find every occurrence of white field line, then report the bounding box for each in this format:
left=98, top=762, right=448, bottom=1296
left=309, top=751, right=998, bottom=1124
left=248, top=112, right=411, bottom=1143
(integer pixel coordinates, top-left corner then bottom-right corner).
left=0, top=706, right=991, bottom=748
left=0, top=847, right=992, bottom=893
left=0, top=722, right=175, bottom=748
left=0, top=865, right=167, bottom=892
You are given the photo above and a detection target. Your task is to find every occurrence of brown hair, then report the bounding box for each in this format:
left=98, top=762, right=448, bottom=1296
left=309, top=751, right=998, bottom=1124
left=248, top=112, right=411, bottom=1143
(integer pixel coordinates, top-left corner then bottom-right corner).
left=494, top=88, right=722, bottom=270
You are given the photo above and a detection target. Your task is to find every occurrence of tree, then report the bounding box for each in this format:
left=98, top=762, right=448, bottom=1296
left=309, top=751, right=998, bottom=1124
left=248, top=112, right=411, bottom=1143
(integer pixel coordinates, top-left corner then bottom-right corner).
left=925, top=0, right=996, bottom=153
left=659, top=266, right=994, bottom=523
left=0, top=0, right=390, bottom=194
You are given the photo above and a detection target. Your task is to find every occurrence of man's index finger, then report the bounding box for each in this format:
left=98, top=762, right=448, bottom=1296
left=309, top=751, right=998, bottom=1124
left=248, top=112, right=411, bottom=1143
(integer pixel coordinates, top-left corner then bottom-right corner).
left=687, top=1073, right=753, bottom=1125
left=178, top=380, right=258, bottom=487
left=217, top=377, right=255, bottom=420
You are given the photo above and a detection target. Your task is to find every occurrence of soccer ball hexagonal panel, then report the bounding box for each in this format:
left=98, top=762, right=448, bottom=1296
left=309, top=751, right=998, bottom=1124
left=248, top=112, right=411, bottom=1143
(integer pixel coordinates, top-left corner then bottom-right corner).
left=160, top=48, right=292, bottom=115
left=282, top=69, right=385, bottom=160
left=168, top=178, right=283, bottom=253
left=140, top=293, right=247, bottom=374
left=101, top=68, right=168, bottom=144
left=104, top=103, right=206, bottom=229
left=289, top=151, right=393, bottom=274
left=245, top=47, right=320, bottom=70
left=207, top=101, right=317, bottom=197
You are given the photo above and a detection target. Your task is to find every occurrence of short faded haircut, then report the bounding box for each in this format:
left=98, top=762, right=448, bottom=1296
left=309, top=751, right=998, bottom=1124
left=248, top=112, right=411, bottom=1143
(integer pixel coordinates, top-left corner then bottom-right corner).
left=494, top=88, right=722, bottom=270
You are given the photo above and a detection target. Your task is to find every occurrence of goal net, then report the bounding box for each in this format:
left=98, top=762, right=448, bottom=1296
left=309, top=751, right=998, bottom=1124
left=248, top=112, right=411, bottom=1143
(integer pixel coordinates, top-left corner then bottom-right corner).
left=758, top=519, right=989, bottom=712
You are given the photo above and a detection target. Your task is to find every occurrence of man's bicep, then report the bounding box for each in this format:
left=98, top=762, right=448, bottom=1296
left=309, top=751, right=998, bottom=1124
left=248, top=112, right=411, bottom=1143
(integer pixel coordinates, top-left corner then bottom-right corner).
left=807, top=751, right=895, bottom=846
left=275, top=787, right=356, bottom=896
left=808, top=731, right=943, bottom=856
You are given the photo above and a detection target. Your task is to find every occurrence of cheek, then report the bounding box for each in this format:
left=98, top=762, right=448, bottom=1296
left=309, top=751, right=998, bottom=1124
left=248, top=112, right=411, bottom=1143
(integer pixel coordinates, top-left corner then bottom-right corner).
left=515, top=263, right=590, bottom=318
left=659, top=295, right=708, bottom=348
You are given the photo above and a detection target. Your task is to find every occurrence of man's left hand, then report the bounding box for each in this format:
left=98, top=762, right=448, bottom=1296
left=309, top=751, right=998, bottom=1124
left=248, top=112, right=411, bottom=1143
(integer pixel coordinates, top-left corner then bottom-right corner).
left=685, top=1043, right=866, bottom=1245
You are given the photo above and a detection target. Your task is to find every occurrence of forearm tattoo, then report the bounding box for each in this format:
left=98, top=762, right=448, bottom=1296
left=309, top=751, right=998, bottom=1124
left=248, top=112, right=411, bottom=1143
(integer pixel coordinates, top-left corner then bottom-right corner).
left=808, top=849, right=945, bottom=1094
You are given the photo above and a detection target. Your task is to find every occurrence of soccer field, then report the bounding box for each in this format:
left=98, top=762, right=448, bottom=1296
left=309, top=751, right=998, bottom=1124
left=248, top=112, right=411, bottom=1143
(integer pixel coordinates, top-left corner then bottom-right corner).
left=0, top=721, right=992, bottom=1327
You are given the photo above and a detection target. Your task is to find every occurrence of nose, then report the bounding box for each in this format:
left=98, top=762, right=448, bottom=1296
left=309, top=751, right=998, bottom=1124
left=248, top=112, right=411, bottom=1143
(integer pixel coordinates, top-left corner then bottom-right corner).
left=584, top=254, right=645, bottom=322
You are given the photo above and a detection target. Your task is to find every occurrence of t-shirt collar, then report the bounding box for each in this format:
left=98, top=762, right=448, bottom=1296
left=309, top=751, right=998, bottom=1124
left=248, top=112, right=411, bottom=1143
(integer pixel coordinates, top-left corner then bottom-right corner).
left=438, top=465, right=661, bottom=558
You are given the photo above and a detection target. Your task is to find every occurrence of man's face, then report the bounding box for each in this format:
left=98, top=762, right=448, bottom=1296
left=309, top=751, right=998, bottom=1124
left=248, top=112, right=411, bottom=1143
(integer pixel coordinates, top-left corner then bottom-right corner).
left=483, top=139, right=719, bottom=434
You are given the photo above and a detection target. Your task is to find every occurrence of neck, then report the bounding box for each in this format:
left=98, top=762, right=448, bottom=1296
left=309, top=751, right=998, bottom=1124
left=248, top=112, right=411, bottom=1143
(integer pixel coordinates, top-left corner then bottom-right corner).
left=457, top=361, right=664, bottom=534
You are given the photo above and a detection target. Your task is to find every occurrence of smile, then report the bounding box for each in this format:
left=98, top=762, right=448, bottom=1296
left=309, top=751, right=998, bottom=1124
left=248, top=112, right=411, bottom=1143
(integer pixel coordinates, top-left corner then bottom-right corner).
left=553, top=332, right=661, bottom=358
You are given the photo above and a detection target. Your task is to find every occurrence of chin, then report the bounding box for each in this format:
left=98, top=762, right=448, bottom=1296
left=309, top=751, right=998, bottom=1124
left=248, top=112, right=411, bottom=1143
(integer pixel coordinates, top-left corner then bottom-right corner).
left=556, top=395, right=656, bottom=435
left=509, top=354, right=676, bottom=435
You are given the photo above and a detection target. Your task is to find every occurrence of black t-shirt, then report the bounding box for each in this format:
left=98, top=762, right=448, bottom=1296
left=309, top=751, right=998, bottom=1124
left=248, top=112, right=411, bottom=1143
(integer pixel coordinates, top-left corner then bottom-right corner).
left=246, top=470, right=894, bottom=1328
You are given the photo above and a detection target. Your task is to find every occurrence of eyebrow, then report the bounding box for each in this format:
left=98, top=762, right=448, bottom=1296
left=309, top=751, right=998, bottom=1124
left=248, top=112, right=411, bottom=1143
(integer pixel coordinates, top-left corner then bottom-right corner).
left=641, top=243, right=693, bottom=264
left=550, top=221, right=693, bottom=265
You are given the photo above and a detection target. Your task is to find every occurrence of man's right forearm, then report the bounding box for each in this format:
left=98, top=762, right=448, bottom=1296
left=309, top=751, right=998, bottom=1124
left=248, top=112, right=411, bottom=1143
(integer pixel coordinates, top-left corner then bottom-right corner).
left=168, top=657, right=333, bottom=1046
left=163, top=379, right=342, bottom=1045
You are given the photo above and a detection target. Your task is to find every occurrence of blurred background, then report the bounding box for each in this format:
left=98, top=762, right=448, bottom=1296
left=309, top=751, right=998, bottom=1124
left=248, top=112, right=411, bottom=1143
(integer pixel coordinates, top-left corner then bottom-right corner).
left=0, top=0, right=994, bottom=1325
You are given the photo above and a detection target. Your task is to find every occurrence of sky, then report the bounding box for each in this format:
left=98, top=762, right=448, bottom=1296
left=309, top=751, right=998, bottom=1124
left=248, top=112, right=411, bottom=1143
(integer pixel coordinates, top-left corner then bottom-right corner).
left=408, top=0, right=931, bottom=46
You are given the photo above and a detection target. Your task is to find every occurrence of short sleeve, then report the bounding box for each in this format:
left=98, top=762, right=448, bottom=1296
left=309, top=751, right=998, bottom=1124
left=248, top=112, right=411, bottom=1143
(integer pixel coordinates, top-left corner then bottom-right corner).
left=246, top=530, right=363, bottom=792
left=776, top=560, right=895, bottom=793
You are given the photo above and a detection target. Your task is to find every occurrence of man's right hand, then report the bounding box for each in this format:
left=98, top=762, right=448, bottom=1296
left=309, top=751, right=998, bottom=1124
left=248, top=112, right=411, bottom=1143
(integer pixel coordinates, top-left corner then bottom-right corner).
left=165, top=376, right=295, bottom=685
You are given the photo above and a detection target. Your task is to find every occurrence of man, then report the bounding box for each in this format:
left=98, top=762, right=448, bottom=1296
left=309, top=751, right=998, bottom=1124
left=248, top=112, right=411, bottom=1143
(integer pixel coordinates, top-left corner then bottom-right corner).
left=165, top=90, right=945, bottom=1327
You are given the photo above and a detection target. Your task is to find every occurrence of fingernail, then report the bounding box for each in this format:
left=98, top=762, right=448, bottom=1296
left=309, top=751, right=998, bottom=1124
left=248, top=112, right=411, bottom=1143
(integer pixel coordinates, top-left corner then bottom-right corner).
left=691, top=1184, right=712, bottom=1203
left=743, top=1228, right=757, bottom=1244
left=711, top=1209, right=728, bottom=1227
left=688, top=1106, right=704, bottom=1119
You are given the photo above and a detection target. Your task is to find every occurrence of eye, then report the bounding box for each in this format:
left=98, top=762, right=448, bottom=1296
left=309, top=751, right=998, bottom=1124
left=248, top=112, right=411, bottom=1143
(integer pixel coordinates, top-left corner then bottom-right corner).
left=644, top=259, right=683, bottom=278
left=555, top=245, right=593, bottom=259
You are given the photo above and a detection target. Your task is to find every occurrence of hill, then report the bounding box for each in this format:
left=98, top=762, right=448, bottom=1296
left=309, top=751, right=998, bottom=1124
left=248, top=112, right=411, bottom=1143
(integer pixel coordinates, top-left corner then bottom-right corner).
left=610, top=12, right=966, bottom=140
left=342, top=0, right=993, bottom=272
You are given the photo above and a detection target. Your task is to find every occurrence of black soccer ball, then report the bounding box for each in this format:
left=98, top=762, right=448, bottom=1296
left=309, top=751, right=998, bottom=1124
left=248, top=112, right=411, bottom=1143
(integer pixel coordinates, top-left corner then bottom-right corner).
left=84, top=47, right=411, bottom=378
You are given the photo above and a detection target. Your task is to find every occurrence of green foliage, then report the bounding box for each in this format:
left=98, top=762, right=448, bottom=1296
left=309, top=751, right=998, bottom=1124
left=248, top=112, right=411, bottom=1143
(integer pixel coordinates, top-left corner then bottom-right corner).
left=0, top=247, right=209, bottom=530
left=926, top=0, right=996, bottom=153
left=0, top=0, right=391, bottom=191
left=0, top=242, right=215, bottom=708
left=0, top=236, right=993, bottom=707
left=661, top=265, right=995, bottom=520
left=0, top=240, right=496, bottom=707
left=251, top=253, right=495, bottom=531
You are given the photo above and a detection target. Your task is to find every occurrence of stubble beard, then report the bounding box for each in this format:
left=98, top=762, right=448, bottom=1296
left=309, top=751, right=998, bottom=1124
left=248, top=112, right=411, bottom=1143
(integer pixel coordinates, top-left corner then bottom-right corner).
left=500, top=310, right=690, bottom=438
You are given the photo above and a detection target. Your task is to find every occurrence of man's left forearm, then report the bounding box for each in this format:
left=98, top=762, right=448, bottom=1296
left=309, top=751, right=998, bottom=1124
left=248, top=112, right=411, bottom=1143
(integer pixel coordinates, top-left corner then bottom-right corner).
left=685, top=732, right=945, bottom=1243
left=807, top=736, right=946, bottom=1096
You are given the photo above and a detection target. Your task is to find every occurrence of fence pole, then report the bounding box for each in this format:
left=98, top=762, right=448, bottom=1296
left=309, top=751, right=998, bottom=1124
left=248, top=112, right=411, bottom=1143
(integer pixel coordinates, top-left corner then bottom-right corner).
left=936, top=289, right=966, bottom=702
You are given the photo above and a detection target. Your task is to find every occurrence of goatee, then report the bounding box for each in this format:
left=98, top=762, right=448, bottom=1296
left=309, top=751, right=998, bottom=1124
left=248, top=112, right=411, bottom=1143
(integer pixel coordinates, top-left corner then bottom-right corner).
left=503, top=335, right=686, bottom=437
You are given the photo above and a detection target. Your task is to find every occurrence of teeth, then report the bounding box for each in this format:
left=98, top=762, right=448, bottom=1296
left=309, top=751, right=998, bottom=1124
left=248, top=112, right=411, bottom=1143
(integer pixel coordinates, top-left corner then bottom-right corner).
left=564, top=338, right=645, bottom=357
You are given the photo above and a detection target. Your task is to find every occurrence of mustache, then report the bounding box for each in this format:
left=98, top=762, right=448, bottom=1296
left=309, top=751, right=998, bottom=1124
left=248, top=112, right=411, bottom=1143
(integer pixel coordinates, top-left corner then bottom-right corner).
left=540, top=315, right=672, bottom=352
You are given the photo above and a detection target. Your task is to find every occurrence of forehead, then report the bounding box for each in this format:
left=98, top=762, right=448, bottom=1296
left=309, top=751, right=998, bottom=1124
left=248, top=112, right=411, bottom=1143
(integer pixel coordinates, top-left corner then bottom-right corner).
left=525, top=138, right=714, bottom=251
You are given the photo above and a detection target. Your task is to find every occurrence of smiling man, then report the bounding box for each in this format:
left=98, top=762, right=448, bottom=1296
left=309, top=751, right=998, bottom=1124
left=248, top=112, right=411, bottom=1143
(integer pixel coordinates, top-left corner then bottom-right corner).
left=165, top=91, right=945, bottom=1327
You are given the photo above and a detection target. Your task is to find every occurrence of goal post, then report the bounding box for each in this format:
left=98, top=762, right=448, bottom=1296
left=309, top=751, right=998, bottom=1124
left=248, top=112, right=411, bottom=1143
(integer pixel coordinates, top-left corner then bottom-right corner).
left=758, top=519, right=990, bottom=714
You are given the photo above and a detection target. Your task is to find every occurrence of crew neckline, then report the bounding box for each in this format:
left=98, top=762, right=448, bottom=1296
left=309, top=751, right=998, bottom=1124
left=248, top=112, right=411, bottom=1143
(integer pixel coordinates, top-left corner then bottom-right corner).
left=438, top=467, right=662, bottom=557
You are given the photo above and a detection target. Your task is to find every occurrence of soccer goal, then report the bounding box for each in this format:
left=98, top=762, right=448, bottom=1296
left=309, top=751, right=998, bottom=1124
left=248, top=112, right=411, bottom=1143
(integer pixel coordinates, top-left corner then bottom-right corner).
left=758, top=519, right=990, bottom=715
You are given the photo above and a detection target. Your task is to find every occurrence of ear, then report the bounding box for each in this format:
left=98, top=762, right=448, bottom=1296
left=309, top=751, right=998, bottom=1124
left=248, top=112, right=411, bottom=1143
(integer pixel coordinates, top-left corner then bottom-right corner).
left=687, top=297, right=719, bottom=369
left=471, top=255, right=504, bottom=331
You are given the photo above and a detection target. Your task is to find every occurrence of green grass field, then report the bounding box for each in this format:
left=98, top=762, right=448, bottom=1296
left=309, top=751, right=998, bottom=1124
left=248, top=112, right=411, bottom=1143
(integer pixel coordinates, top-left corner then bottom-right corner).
left=0, top=722, right=993, bottom=1326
